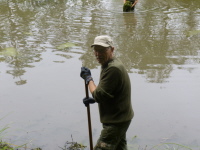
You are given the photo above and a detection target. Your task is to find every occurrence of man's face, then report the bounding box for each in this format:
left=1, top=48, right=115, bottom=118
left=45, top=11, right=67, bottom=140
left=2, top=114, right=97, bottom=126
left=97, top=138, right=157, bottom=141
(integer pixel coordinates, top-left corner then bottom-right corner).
left=93, top=45, right=114, bottom=65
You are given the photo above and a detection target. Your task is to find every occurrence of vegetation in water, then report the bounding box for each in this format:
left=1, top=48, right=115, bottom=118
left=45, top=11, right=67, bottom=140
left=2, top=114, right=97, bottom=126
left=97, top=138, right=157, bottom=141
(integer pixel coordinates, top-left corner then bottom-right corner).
left=123, top=1, right=132, bottom=12
left=186, top=30, right=200, bottom=37
left=57, top=43, right=76, bottom=50
left=0, top=116, right=198, bottom=150
left=0, top=47, right=18, bottom=57
left=0, top=121, right=85, bottom=150
left=0, top=141, right=14, bottom=150
left=58, top=135, right=86, bottom=150
left=0, top=120, right=41, bottom=150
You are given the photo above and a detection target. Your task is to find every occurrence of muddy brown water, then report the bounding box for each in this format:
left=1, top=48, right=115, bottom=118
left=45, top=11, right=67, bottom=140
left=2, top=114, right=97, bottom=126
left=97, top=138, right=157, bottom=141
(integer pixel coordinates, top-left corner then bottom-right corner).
left=0, top=0, right=200, bottom=149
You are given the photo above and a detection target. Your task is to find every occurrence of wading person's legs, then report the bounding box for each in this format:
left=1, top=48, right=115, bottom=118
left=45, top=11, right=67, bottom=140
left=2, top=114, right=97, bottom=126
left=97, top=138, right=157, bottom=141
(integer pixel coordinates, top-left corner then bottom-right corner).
left=94, top=120, right=131, bottom=150
left=115, top=134, right=127, bottom=150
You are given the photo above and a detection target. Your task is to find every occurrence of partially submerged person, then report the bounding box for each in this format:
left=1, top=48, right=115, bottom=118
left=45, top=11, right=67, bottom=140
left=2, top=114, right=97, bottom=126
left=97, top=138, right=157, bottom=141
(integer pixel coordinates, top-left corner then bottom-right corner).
left=80, top=35, right=134, bottom=150
left=123, top=0, right=138, bottom=12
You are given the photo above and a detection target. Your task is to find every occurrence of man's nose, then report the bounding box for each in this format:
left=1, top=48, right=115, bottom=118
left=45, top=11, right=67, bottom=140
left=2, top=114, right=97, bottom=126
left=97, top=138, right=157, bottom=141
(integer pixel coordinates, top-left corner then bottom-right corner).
left=95, top=51, right=102, bottom=56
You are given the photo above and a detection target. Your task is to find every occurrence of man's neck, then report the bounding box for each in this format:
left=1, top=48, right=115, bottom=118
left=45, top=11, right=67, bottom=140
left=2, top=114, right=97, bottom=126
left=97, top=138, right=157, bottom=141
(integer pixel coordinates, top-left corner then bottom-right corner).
left=101, top=57, right=114, bottom=68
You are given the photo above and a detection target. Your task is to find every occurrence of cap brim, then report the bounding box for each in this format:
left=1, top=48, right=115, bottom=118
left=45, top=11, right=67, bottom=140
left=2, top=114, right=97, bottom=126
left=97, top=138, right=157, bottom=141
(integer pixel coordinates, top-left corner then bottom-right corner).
left=91, top=43, right=110, bottom=47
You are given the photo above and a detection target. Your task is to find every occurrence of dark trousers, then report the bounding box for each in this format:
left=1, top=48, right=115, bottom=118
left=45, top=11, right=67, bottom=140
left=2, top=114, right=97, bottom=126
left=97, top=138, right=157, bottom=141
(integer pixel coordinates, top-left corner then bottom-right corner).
left=94, top=120, right=132, bottom=150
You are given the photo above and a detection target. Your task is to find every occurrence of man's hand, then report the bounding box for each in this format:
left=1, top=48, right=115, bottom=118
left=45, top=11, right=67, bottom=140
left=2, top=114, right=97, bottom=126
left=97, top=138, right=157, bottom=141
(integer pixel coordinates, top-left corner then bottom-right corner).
left=80, top=67, right=93, bottom=84
left=132, top=0, right=138, bottom=7
left=83, top=97, right=96, bottom=106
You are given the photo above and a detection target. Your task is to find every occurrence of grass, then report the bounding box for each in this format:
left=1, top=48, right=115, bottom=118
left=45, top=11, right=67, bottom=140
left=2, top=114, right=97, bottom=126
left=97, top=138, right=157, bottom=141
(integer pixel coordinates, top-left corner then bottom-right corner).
left=128, top=142, right=197, bottom=150
left=0, top=125, right=16, bottom=150
left=0, top=119, right=197, bottom=150
left=150, top=143, right=193, bottom=150
left=0, top=118, right=41, bottom=150
left=0, top=123, right=85, bottom=150
left=0, top=139, right=42, bottom=150
left=0, top=141, right=14, bottom=150
left=58, top=135, right=86, bottom=150
left=0, top=116, right=13, bottom=149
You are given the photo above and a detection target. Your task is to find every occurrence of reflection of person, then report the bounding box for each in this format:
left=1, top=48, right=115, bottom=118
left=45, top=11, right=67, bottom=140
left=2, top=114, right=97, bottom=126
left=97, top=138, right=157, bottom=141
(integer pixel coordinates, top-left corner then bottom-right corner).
left=124, top=0, right=138, bottom=11
left=80, top=35, right=134, bottom=150
left=123, top=12, right=137, bottom=30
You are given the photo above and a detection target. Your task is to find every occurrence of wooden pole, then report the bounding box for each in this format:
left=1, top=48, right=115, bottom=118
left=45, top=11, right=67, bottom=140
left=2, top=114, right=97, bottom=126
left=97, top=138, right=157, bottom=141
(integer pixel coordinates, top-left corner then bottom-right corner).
left=85, top=80, right=93, bottom=150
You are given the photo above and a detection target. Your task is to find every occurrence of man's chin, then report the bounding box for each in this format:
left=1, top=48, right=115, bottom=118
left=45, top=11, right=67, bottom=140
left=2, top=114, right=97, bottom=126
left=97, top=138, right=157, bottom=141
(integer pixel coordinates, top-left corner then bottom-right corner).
left=97, top=59, right=102, bottom=63
left=98, top=61, right=103, bottom=65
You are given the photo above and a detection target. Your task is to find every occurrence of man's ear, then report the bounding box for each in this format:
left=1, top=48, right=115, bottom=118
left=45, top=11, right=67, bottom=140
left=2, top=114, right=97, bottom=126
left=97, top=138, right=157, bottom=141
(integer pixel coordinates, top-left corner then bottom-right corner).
left=111, top=47, right=114, bottom=52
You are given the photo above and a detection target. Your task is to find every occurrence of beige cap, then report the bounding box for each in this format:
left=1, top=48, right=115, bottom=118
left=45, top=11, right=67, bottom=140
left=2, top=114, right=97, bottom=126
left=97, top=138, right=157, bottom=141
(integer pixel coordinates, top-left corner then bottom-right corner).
left=91, top=35, right=113, bottom=47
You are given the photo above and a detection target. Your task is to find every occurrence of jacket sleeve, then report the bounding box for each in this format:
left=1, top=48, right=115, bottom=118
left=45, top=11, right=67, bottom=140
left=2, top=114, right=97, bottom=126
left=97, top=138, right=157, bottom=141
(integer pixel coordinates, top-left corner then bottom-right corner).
left=92, top=67, right=122, bottom=103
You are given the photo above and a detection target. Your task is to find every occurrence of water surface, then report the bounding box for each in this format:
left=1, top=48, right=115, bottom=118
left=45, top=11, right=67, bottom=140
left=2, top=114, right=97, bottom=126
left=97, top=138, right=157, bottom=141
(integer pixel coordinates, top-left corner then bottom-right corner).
left=0, top=0, right=200, bottom=149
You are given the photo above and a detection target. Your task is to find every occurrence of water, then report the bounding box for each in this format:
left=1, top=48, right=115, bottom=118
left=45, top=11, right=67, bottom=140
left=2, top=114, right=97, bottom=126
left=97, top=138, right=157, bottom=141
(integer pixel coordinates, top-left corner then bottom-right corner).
left=0, top=0, right=200, bottom=149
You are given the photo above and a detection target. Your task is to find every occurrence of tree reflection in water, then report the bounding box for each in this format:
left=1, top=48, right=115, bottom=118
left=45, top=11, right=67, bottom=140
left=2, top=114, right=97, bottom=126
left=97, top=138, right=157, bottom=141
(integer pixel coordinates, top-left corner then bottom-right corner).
left=0, top=0, right=200, bottom=85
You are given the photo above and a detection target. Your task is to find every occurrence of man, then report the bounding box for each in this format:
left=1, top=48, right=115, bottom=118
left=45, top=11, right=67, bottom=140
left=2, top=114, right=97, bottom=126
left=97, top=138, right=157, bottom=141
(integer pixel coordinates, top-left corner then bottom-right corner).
left=80, top=35, right=134, bottom=150
left=123, top=0, right=138, bottom=11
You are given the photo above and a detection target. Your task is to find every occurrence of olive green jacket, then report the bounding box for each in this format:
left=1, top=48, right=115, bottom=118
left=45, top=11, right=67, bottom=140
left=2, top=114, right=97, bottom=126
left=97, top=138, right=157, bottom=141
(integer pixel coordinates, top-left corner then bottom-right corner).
left=92, top=57, right=134, bottom=123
